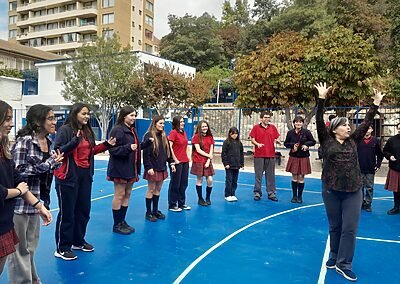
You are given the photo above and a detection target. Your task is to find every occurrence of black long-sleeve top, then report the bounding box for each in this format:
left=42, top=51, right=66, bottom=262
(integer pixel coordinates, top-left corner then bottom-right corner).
left=317, top=98, right=378, bottom=192
left=383, top=134, right=400, bottom=172
left=221, top=139, right=244, bottom=169
left=284, top=128, right=316, bottom=158
left=357, top=136, right=384, bottom=174
left=143, top=132, right=174, bottom=172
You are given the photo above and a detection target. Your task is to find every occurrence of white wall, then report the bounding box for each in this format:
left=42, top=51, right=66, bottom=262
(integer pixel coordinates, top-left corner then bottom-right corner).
left=0, top=76, right=24, bottom=102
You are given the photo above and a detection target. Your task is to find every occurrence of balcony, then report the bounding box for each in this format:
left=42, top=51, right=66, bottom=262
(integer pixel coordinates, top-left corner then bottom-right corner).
left=16, top=8, right=98, bottom=27
left=16, top=24, right=98, bottom=41
left=36, top=41, right=83, bottom=52
left=17, top=0, right=72, bottom=13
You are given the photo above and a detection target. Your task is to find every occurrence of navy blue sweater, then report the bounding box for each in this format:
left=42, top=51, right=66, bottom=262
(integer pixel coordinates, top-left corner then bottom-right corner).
left=383, top=134, right=400, bottom=172
left=107, top=123, right=152, bottom=179
left=143, top=132, right=173, bottom=172
left=284, top=128, right=316, bottom=158
left=357, top=137, right=383, bottom=174
left=0, top=158, right=24, bottom=235
left=221, top=139, right=244, bottom=169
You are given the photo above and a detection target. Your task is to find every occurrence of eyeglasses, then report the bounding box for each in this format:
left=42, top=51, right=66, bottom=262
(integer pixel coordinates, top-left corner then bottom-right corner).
left=263, top=116, right=271, bottom=119
left=46, top=116, right=57, bottom=121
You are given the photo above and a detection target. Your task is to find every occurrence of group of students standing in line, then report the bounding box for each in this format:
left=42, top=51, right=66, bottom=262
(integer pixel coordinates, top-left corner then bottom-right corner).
left=0, top=82, right=399, bottom=282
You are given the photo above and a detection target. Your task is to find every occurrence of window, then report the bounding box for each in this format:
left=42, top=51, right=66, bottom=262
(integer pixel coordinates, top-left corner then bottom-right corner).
left=102, top=13, right=114, bottom=25
left=66, top=19, right=76, bottom=27
left=145, top=29, right=152, bottom=40
left=131, top=37, right=134, bottom=43
left=61, top=33, right=79, bottom=43
left=138, top=39, right=141, bottom=45
left=9, top=30, right=17, bottom=38
left=33, top=24, right=46, bottom=32
left=145, top=44, right=152, bottom=53
left=132, top=6, right=135, bottom=11
left=9, top=16, right=17, bottom=25
left=131, top=21, right=135, bottom=27
left=47, top=8, right=57, bottom=15
left=102, top=0, right=114, bottom=8
left=145, top=1, right=153, bottom=12
left=47, top=38, right=58, bottom=45
left=145, top=15, right=153, bottom=26
left=9, top=2, right=17, bottom=11
left=66, top=4, right=75, bottom=11
left=33, top=10, right=46, bottom=17
left=29, top=38, right=45, bottom=47
left=103, top=29, right=114, bottom=39
left=47, top=23, right=58, bottom=30
left=138, top=25, right=141, bottom=31
left=139, top=10, right=142, bottom=16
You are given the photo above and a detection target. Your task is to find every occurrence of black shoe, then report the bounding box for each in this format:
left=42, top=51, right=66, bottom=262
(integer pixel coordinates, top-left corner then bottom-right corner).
left=121, top=220, right=135, bottom=233
left=206, top=199, right=211, bottom=205
left=297, top=197, right=303, bottom=204
left=153, top=210, right=166, bottom=220
left=145, top=212, right=157, bottom=222
left=54, top=250, right=78, bottom=261
left=325, top=258, right=336, bottom=269
left=387, top=207, right=400, bottom=215
left=71, top=243, right=94, bottom=252
left=254, top=194, right=261, bottom=201
left=364, top=205, right=372, bottom=212
left=291, top=196, right=297, bottom=203
left=113, top=223, right=132, bottom=235
left=198, top=198, right=208, bottom=206
left=268, top=195, right=278, bottom=202
left=336, top=266, right=357, bottom=282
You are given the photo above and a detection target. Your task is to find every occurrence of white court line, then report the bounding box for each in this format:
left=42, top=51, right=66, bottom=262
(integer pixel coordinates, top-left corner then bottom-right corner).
left=172, top=203, right=324, bottom=284
left=318, top=236, right=331, bottom=284
left=49, top=184, right=148, bottom=213
left=356, top=237, right=400, bottom=244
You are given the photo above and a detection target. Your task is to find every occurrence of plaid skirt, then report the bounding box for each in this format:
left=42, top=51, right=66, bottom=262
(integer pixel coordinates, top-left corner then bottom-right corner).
left=0, top=228, right=19, bottom=258
left=190, top=162, right=215, bottom=177
left=144, top=170, right=168, bottom=182
left=107, top=176, right=139, bottom=184
left=285, top=156, right=311, bottom=175
left=385, top=169, right=400, bottom=192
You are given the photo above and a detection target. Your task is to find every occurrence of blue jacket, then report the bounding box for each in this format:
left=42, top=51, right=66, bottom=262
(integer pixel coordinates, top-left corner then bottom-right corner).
left=53, top=125, right=110, bottom=186
left=107, top=123, right=152, bottom=179
left=143, top=132, right=173, bottom=172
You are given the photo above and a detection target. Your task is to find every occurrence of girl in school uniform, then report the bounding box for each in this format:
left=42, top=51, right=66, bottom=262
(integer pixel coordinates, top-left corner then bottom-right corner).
left=143, top=115, right=175, bottom=222
left=191, top=120, right=215, bottom=206
left=221, top=127, right=244, bottom=202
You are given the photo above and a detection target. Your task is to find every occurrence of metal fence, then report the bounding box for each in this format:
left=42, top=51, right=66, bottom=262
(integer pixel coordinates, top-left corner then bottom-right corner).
left=10, top=106, right=400, bottom=150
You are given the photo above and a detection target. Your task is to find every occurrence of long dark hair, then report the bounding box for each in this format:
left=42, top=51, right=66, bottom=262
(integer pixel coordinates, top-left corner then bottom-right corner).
left=146, top=115, right=170, bottom=157
left=64, top=103, right=95, bottom=144
left=194, top=120, right=212, bottom=149
left=225, top=126, right=240, bottom=145
left=0, top=100, right=12, bottom=159
left=172, top=116, right=183, bottom=131
left=17, top=104, right=52, bottom=138
left=116, top=105, right=136, bottom=126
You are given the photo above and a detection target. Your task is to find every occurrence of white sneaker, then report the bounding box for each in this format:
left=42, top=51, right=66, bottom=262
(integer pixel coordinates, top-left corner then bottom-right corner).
left=169, top=206, right=182, bottom=212
left=231, top=196, right=238, bottom=202
left=225, top=196, right=233, bottom=202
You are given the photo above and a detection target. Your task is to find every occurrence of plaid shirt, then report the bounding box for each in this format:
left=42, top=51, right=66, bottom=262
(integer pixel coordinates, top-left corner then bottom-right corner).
left=12, top=135, right=57, bottom=214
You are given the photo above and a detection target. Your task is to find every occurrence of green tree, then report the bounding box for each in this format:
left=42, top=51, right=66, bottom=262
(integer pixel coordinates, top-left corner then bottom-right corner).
left=252, top=0, right=281, bottom=21
left=222, top=0, right=251, bottom=27
left=200, top=66, right=234, bottom=90
left=62, top=35, right=139, bottom=140
left=387, top=0, right=400, bottom=99
left=160, top=13, right=225, bottom=71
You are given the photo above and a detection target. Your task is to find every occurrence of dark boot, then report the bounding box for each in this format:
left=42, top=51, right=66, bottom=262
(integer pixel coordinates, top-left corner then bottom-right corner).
left=297, top=183, right=304, bottom=204
left=206, top=186, right=212, bottom=205
left=387, top=192, right=400, bottom=215
left=196, top=185, right=207, bottom=206
left=291, top=181, right=298, bottom=203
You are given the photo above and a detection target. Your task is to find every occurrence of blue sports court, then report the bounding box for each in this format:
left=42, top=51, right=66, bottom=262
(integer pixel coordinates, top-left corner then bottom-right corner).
left=1, top=159, right=399, bottom=283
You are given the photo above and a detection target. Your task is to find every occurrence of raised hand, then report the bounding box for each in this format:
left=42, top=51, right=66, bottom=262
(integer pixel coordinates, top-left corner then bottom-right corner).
left=314, top=82, right=332, bottom=99
left=372, top=88, right=385, bottom=106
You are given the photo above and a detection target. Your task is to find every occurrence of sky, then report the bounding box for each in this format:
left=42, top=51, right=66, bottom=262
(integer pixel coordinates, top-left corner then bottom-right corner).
left=0, top=0, right=255, bottom=40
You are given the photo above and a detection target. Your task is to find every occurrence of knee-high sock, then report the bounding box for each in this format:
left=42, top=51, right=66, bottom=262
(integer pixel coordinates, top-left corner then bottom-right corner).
left=196, top=185, right=203, bottom=200
left=297, top=183, right=305, bottom=199
left=206, top=186, right=212, bottom=200
left=291, top=181, right=298, bottom=198
left=152, top=195, right=160, bottom=213
left=145, top=198, right=152, bottom=213
left=120, top=205, right=128, bottom=221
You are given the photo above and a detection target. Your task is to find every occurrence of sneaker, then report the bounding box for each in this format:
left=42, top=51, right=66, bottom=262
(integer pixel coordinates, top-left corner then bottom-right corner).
left=54, top=250, right=77, bottom=261
left=291, top=197, right=298, bottom=203
left=169, top=206, right=183, bottom=212
left=145, top=212, right=157, bottom=222
left=231, top=196, right=238, bottom=202
left=364, top=205, right=372, bottom=212
left=153, top=210, right=166, bottom=220
left=179, top=204, right=191, bottom=210
left=254, top=193, right=261, bottom=201
left=206, top=199, right=211, bottom=205
left=336, top=266, right=357, bottom=282
left=198, top=198, right=208, bottom=206
left=225, top=196, right=233, bottom=202
left=387, top=207, right=400, bottom=215
left=72, top=243, right=94, bottom=252
left=113, top=223, right=132, bottom=235
left=268, top=195, right=278, bottom=202
left=325, top=258, right=336, bottom=269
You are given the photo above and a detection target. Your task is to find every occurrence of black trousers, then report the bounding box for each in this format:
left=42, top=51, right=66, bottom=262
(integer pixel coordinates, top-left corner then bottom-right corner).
left=168, top=162, right=189, bottom=207
left=322, top=184, right=362, bottom=270
left=55, top=167, right=92, bottom=252
left=225, top=168, right=239, bottom=197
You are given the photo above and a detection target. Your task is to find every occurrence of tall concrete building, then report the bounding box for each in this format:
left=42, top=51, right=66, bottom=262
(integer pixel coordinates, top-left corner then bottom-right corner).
left=8, top=0, right=157, bottom=56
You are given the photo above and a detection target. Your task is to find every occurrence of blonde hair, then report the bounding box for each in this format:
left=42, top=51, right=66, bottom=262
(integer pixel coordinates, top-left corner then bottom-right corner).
left=147, top=115, right=170, bottom=158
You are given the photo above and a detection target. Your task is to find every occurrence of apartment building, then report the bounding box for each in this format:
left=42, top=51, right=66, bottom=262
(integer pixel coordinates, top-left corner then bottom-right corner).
left=8, top=0, right=157, bottom=56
